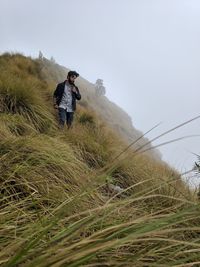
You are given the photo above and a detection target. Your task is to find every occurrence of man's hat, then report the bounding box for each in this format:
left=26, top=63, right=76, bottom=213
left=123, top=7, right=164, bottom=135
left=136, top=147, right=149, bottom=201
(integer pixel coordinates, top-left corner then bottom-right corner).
left=68, top=70, right=79, bottom=77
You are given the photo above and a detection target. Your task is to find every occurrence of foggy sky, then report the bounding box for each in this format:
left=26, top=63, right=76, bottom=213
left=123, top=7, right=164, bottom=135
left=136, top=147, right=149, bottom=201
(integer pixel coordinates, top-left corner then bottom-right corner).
left=1, top=0, right=200, bottom=186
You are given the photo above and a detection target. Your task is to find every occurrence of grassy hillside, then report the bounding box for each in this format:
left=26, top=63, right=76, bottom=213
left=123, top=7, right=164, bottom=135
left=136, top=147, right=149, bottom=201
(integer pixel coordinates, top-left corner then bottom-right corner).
left=37, top=55, right=162, bottom=161
left=0, top=53, right=200, bottom=267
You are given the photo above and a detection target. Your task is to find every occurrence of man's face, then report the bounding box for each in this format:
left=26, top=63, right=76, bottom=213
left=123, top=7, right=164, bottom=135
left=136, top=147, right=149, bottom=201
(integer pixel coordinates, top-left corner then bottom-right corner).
left=69, top=75, right=77, bottom=83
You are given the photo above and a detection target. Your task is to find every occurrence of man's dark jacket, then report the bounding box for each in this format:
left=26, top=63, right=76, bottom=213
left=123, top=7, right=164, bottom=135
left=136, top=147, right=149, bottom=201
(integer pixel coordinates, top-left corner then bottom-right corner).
left=53, top=80, right=81, bottom=111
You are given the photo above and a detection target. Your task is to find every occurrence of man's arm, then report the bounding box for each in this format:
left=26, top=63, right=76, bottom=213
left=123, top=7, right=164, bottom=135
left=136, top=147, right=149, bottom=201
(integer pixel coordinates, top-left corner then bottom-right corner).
left=73, top=86, right=81, bottom=100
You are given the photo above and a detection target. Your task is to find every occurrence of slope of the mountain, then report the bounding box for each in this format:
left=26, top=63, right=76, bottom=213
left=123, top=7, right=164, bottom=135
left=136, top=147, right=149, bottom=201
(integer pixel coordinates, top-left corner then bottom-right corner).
left=38, top=56, right=162, bottom=160
left=1, top=53, right=199, bottom=267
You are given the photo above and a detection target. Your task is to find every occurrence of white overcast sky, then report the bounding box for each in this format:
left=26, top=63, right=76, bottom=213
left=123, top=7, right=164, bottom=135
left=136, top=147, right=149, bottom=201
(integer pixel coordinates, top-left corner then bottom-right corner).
left=1, top=0, right=200, bottom=185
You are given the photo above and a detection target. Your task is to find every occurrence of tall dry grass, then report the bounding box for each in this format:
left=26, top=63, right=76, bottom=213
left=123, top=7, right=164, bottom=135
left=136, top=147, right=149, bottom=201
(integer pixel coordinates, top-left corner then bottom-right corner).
left=0, top=53, right=199, bottom=267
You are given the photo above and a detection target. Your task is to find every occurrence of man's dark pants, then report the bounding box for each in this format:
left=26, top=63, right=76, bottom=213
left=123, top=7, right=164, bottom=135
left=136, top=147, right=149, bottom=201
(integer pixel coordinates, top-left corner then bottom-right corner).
left=58, top=108, right=74, bottom=128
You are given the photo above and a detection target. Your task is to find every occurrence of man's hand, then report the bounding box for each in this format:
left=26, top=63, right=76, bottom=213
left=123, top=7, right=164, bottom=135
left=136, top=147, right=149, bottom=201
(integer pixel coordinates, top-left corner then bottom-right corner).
left=72, top=87, right=77, bottom=93
left=54, top=104, right=59, bottom=109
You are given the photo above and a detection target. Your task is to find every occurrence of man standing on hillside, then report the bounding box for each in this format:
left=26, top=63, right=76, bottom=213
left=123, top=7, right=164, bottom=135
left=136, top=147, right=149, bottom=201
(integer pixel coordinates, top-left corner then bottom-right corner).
left=53, top=71, right=81, bottom=129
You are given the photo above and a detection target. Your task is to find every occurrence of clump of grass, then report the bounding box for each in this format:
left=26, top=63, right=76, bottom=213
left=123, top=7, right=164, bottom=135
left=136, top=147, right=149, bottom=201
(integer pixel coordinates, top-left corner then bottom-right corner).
left=78, top=111, right=95, bottom=126
left=0, top=52, right=42, bottom=79
left=1, top=185, right=199, bottom=267
left=0, top=135, right=92, bottom=206
left=62, top=110, right=122, bottom=169
left=0, top=113, right=36, bottom=136
left=0, top=69, right=54, bottom=133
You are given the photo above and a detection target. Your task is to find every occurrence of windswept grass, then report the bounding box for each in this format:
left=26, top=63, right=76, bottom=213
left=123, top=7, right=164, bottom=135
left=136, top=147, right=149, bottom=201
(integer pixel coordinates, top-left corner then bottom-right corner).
left=0, top=53, right=199, bottom=267
left=0, top=53, right=55, bottom=133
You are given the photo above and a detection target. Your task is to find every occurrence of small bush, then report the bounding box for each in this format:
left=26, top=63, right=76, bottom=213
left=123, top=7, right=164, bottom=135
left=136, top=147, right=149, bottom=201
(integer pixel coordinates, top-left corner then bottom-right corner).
left=0, top=72, right=54, bottom=133
left=0, top=113, right=36, bottom=136
left=78, top=112, right=95, bottom=126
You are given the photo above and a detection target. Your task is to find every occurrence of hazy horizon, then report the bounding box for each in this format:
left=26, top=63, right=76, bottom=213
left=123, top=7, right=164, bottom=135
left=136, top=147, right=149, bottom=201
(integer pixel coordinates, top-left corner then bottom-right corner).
left=1, top=0, right=200, bottom=186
